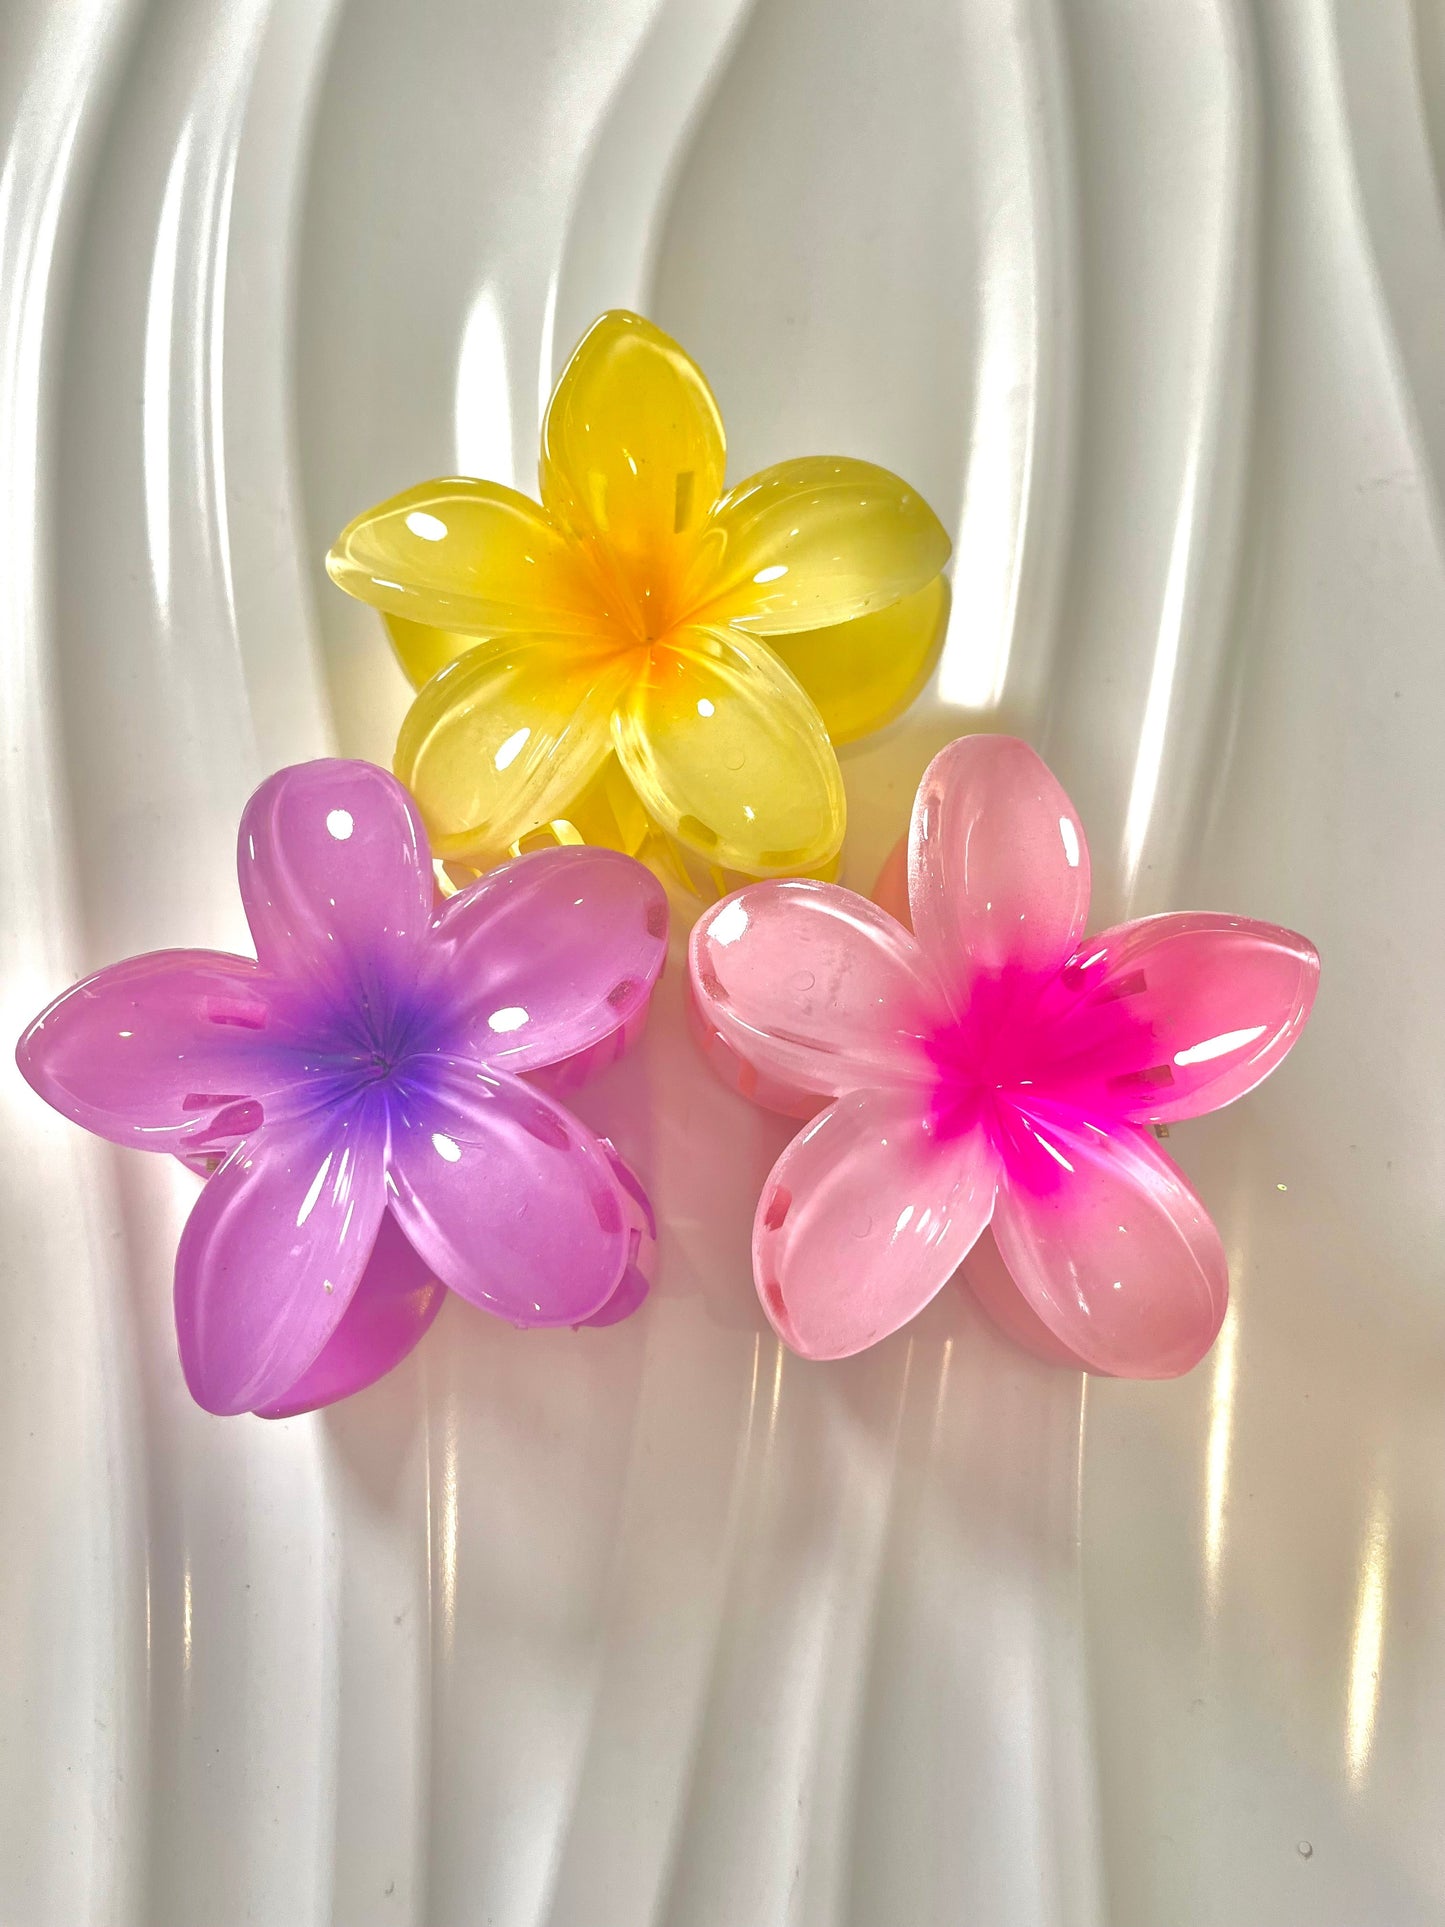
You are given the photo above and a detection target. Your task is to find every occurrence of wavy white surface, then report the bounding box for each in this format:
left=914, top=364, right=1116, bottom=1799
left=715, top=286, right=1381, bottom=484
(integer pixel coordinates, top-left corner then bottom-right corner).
left=2, top=2, right=1443, bottom=1922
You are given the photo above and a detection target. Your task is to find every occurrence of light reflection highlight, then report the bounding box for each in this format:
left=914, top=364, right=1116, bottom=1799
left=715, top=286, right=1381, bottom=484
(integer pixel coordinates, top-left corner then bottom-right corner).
left=709, top=898, right=748, bottom=947
left=455, top=281, right=514, bottom=486
left=1203, top=1301, right=1238, bottom=1611
left=405, top=510, right=447, bottom=542
left=929, top=1335, right=954, bottom=1454
left=936, top=240, right=1035, bottom=710
left=767, top=1338, right=785, bottom=1440
left=436, top=1393, right=461, bottom=1661
left=181, top=1560, right=194, bottom=1675
left=1175, top=1024, right=1266, bottom=1067
left=1121, top=449, right=1201, bottom=890
left=1346, top=1482, right=1390, bottom=1789
left=143, top=123, right=195, bottom=620
left=294, top=1150, right=333, bottom=1228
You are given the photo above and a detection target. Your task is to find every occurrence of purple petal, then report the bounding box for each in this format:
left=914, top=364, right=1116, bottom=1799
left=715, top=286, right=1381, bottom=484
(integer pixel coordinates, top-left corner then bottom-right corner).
left=254, top=1211, right=446, bottom=1418
left=174, top=1098, right=387, bottom=1415
left=385, top=1058, right=631, bottom=1326
left=577, top=1138, right=655, bottom=1327
left=238, top=760, right=432, bottom=998
left=421, top=846, right=668, bottom=1075
left=580, top=1263, right=648, bottom=1328
left=16, top=950, right=300, bottom=1150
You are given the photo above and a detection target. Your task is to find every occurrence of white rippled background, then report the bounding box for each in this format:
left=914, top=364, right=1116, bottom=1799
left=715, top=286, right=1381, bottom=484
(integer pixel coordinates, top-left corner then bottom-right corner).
left=2, top=3, right=1443, bottom=1922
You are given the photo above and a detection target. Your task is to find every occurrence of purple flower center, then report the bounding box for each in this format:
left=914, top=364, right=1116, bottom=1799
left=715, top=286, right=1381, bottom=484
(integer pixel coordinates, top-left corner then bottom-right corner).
left=266, top=966, right=461, bottom=1119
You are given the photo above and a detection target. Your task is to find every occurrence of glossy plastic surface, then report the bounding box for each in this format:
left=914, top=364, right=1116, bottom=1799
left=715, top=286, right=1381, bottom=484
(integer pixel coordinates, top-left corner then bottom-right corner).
left=690, top=735, right=1316, bottom=1372
left=328, top=310, right=950, bottom=882
left=16, top=760, right=668, bottom=1415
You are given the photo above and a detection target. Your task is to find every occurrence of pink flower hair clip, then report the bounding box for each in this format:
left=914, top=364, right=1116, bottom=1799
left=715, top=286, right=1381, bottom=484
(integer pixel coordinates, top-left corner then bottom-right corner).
left=689, top=734, right=1318, bottom=1376
left=17, top=760, right=668, bottom=1417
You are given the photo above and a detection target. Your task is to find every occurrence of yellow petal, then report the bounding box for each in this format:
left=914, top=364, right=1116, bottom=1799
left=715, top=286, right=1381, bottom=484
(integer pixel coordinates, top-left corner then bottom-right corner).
left=540, top=312, right=725, bottom=633
left=694, top=456, right=951, bottom=635
left=327, top=478, right=607, bottom=646
left=768, top=574, right=950, bottom=745
left=395, top=634, right=629, bottom=866
left=611, top=626, right=845, bottom=876
left=383, top=616, right=474, bottom=690
left=509, top=753, right=652, bottom=860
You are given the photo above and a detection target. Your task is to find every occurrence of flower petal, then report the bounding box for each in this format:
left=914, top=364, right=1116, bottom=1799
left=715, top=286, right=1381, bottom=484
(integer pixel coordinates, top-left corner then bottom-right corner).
left=958, top=1228, right=1088, bottom=1369
left=1059, top=912, right=1320, bottom=1122
left=175, top=1099, right=388, bottom=1415
left=386, top=1058, right=630, bottom=1326
left=420, top=845, right=668, bottom=1073
left=767, top=576, right=950, bottom=744
left=989, top=1114, right=1227, bottom=1379
left=753, top=1089, right=998, bottom=1359
left=690, top=879, right=947, bottom=1110
left=694, top=457, right=951, bottom=636
left=380, top=617, right=475, bottom=691
left=576, top=1139, right=655, bottom=1328
left=395, top=635, right=627, bottom=868
left=540, top=311, right=725, bottom=629
left=254, top=1211, right=447, bottom=1418
left=910, top=734, right=1091, bottom=990
left=326, top=478, right=609, bottom=659
left=17, top=950, right=299, bottom=1150
left=612, top=625, right=845, bottom=874
left=239, top=760, right=433, bottom=999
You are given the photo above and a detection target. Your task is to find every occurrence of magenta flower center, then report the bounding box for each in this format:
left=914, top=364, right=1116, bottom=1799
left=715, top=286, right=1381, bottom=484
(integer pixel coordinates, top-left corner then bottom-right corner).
left=921, top=961, right=1165, bottom=1163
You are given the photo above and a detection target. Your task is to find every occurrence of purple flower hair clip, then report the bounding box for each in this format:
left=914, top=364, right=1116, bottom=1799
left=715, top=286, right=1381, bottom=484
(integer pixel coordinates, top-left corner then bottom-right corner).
left=17, top=760, right=668, bottom=1417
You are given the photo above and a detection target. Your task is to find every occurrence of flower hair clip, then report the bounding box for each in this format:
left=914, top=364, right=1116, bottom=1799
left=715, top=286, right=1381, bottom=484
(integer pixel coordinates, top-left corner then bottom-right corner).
left=689, top=734, right=1318, bottom=1377
left=327, top=310, right=953, bottom=893
left=17, top=760, right=667, bottom=1416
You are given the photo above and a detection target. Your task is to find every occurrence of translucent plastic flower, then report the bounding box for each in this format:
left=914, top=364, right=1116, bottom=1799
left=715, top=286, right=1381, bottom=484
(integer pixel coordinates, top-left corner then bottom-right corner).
left=689, top=735, right=1318, bottom=1376
left=16, top=760, right=667, bottom=1417
left=327, top=310, right=952, bottom=885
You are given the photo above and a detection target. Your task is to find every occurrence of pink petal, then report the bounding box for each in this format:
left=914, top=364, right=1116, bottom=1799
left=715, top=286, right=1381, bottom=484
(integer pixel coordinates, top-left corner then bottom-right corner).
left=753, top=1089, right=998, bottom=1359
left=253, top=1211, right=446, bottom=1418
left=909, top=735, right=1091, bottom=993
left=17, top=950, right=299, bottom=1150
left=990, top=1115, right=1227, bottom=1379
left=422, top=846, right=668, bottom=1075
left=690, top=880, right=947, bottom=1113
left=238, top=760, right=432, bottom=994
left=1059, top=912, right=1320, bottom=1122
left=385, top=1058, right=631, bottom=1326
left=958, top=1227, right=1092, bottom=1369
left=175, top=1098, right=388, bottom=1415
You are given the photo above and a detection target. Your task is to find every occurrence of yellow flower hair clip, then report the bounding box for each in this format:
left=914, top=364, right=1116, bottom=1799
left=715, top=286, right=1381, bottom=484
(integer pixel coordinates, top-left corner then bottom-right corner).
left=327, top=311, right=952, bottom=890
